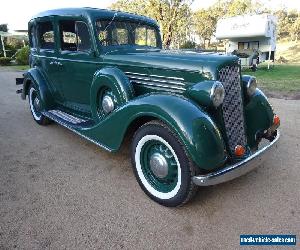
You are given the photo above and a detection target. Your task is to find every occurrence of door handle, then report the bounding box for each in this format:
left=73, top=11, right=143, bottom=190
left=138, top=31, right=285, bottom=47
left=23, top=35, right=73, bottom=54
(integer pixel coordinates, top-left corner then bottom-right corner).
left=49, top=61, right=63, bottom=67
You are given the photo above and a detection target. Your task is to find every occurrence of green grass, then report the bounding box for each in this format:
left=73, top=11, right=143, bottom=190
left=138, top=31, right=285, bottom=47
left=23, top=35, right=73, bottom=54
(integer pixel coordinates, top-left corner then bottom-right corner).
left=0, top=65, right=30, bottom=71
left=243, top=64, right=300, bottom=92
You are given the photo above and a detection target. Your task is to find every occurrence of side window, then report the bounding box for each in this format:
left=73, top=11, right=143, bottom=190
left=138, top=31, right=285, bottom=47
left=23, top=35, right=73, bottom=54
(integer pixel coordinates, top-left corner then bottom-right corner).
left=59, top=20, right=77, bottom=51
left=135, top=27, right=147, bottom=46
left=59, top=20, right=91, bottom=52
left=38, top=21, right=55, bottom=50
left=29, top=26, right=37, bottom=48
left=135, top=26, right=157, bottom=47
left=76, top=22, right=91, bottom=51
left=112, top=28, right=128, bottom=45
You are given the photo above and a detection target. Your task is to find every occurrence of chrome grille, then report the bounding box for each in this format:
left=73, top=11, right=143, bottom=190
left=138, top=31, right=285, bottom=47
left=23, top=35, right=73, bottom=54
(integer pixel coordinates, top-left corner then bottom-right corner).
left=125, top=72, right=186, bottom=93
left=219, top=65, right=247, bottom=154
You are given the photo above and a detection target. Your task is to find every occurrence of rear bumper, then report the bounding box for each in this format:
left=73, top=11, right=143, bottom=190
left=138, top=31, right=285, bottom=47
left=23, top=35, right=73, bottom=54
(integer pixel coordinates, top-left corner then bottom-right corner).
left=192, top=130, right=280, bottom=186
left=16, top=77, right=24, bottom=97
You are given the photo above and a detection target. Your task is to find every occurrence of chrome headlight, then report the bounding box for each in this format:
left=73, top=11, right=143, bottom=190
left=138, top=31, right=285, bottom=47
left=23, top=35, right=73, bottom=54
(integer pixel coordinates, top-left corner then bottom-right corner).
left=210, top=81, right=225, bottom=107
left=246, top=77, right=257, bottom=96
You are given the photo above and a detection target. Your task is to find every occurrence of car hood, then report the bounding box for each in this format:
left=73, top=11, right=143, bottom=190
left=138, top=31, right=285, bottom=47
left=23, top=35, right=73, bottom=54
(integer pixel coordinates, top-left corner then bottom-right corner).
left=102, top=49, right=239, bottom=78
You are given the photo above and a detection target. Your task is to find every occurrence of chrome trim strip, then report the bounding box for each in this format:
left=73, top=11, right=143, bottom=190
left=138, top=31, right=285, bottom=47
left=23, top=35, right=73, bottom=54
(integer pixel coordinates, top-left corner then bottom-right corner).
left=126, top=75, right=185, bottom=85
left=192, top=130, right=280, bottom=186
left=42, top=111, right=113, bottom=152
left=125, top=71, right=184, bottom=81
left=131, top=80, right=185, bottom=91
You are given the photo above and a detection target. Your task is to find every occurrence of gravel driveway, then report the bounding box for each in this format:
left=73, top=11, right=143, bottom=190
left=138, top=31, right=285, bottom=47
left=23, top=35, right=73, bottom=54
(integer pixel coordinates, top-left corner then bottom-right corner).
left=0, top=67, right=299, bottom=249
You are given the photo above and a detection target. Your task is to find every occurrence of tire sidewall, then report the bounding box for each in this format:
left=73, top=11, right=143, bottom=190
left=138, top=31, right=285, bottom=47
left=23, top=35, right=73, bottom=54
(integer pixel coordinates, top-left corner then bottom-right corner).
left=131, top=122, right=194, bottom=207
left=28, top=84, right=47, bottom=125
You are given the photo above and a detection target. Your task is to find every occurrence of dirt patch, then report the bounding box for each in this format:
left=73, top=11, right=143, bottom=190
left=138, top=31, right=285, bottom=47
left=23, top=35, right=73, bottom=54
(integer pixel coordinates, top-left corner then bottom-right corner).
left=263, top=89, right=300, bottom=100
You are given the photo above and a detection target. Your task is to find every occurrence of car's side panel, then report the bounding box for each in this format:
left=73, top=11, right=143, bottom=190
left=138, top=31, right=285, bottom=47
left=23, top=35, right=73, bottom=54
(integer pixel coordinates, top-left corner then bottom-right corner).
left=55, top=16, right=100, bottom=115
left=78, top=94, right=227, bottom=171
left=35, top=17, right=65, bottom=103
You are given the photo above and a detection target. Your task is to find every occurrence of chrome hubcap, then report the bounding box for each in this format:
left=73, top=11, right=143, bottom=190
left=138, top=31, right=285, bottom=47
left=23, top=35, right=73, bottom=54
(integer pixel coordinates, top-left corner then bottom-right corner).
left=102, top=95, right=114, bottom=114
left=149, top=153, right=169, bottom=178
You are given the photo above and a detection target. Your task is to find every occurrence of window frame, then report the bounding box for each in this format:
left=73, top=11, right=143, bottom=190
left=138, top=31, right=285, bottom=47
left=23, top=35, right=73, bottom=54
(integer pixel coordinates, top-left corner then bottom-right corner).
left=58, top=17, right=93, bottom=54
left=238, top=41, right=260, bottom=50
left=95, top=18, right=162, bottom=50
left=29, top=24, right=37, bottom=49
left=36, top=19, right=56, bottom=52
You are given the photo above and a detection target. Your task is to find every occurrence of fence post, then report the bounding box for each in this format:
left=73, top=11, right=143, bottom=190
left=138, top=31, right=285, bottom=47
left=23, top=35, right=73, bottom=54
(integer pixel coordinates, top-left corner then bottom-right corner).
left=1, top=35, right=6, bottom=58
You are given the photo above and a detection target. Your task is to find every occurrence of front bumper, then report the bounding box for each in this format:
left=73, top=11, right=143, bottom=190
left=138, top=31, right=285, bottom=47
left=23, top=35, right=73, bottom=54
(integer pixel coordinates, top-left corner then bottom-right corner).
left=192, top=130, right=280, bottom=186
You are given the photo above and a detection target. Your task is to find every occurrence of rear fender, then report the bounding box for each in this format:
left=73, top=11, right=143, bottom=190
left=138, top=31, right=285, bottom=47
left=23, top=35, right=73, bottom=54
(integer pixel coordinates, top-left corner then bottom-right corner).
left=22, top=68, right=55, bottom=110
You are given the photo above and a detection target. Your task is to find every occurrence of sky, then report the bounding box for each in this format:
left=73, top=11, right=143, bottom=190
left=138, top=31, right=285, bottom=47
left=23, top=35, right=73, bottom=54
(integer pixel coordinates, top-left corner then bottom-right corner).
left=1, top=0, right=300, bottom=31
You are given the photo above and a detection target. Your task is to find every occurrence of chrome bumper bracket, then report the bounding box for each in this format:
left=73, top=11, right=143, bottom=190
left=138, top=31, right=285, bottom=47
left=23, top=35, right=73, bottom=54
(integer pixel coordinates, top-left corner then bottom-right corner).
left=192, top=130, right=280, bottom=186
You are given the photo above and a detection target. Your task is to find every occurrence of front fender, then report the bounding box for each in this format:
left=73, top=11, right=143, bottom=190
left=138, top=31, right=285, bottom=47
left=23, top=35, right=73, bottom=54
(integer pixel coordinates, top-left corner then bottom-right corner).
left=81, top=94, right=227, bottom=170
left=22, top=68, right=55, bottom=110
left=90, top=67, right=134, bottom=122
left=244, top=89, right=274, bottom=148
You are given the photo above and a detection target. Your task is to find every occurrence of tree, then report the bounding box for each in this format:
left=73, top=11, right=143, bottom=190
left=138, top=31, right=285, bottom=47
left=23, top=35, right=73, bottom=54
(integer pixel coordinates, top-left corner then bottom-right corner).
left=275, top=9, right=299, bottom=40
left=110, top=0, right=193, bottom=48
left=0, top=24, right=8, bottom=32
left=193, top=10, right=217, bottom=48
left=110, top=0, right=148, bottom=16
left=291, top=16, right=300, bottom=41
left=148, top=0, right=192, bottom=48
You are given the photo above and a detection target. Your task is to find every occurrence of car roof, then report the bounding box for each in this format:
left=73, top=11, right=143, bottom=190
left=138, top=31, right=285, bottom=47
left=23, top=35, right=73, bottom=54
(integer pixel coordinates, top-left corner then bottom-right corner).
left=30, top=7, right=159, bottom=27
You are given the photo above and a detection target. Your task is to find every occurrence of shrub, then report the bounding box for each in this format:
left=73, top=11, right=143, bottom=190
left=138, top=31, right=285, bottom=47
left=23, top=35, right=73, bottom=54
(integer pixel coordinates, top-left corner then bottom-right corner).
left=0, top=57, right=11, bottom=66
left=180, top=41, right=197, bottom=49
left=15, top=46, right=29, bottom=65
left=4, top=44, right=18, bottom=57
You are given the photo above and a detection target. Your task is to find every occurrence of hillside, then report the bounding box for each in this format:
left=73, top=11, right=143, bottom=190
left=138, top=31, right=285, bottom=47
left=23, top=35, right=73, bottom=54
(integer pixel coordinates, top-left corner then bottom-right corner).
left=276, top=40, right=300, bottom=64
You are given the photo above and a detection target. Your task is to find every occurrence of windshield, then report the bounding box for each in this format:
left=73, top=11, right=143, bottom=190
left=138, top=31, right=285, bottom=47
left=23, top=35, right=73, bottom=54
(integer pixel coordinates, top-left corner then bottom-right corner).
left=96, top=19, right=160, bottom=48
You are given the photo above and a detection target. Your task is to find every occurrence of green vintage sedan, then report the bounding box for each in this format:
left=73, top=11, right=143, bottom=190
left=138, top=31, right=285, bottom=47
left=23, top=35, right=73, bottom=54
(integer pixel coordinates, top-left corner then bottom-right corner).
left=17, top=8, right=280, bottom=207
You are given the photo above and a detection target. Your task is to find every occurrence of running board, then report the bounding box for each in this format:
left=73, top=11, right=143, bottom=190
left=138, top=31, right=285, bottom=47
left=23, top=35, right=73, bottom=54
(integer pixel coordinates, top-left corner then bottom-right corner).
left=42, top=109, right=112, bottom=152
left=43, top=109, right=94, bottom=128
left=48, top=110, right=87, bottom=124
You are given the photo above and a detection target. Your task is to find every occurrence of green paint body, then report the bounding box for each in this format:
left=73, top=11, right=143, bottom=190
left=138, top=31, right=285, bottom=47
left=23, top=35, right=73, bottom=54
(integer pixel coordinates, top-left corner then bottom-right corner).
left=22, top=8, right=277, bottom=171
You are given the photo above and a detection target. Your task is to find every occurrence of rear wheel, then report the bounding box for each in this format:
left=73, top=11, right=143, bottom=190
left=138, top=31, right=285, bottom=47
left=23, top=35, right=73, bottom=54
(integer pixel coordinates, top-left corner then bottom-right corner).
left=131, top=120, right=198, bottom=207
left=28, top=84, right=50, bottom=125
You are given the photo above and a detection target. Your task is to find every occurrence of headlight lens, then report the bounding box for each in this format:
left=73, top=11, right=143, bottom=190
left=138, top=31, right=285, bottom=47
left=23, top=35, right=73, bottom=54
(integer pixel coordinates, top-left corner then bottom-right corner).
left=247, top=77, right=257, bottom=96
left=210, top=81, right=225, bottom=107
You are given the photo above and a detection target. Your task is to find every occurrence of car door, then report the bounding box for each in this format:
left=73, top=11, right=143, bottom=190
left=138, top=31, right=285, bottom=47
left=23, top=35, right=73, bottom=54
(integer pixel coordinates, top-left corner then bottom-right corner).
left=56, top=18, right=100, bottom=116
left=36, top=18, right=64, bottom=103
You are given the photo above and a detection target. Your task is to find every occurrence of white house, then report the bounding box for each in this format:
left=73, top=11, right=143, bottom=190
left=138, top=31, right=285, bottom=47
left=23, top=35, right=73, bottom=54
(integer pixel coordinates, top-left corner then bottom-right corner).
left=216, top=14, right=277, bottom=69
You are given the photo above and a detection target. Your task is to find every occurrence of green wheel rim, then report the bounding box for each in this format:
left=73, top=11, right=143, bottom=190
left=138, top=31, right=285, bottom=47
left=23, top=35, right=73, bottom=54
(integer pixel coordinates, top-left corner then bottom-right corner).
left=140, top=140, right=178, bottom=193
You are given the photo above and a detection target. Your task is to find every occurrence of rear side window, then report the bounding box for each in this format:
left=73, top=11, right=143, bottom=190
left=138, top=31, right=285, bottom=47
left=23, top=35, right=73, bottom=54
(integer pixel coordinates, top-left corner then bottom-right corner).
left=29, top=26, right=37, bottom=48
left=59, top=20, right=91, bottom=52
left=38, top=21, right=55, bottom=50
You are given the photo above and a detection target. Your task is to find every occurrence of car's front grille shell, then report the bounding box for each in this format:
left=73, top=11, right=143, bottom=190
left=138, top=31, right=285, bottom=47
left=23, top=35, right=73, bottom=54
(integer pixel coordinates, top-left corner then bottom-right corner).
left=219, top=65, right=247, bottom=154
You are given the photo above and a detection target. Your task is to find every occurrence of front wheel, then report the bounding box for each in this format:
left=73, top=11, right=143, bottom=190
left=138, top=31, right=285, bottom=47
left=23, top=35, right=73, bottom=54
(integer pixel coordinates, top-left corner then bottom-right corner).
left=131, top=120, right=198, bottom=207
left=28, top=84, right=50, bottom=125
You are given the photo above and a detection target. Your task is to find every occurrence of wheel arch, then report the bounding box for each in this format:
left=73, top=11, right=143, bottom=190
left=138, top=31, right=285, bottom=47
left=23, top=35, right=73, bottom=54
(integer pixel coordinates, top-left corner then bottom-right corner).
left=22, top=68, right=55, bottom=110
left=126, top=98, right=226, bottom=171
left=90, top=66, right=134, bottom=122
